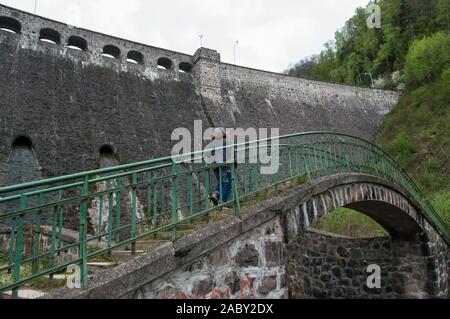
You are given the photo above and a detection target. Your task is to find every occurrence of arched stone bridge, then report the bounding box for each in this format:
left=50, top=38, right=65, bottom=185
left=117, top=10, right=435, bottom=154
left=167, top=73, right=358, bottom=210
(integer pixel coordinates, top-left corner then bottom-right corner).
left=43, top=173, right=448, bottom=299
left=0, top=132, right=448, bottom=299
left=282, top=174, right=448, bottom=299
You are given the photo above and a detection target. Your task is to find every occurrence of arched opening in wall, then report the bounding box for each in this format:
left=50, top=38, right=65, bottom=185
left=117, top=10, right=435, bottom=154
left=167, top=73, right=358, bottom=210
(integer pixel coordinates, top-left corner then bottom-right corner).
left=67, top=36, right=87, bottom=51
left=12, top=136, right=33, bottom=149
left=178, top=62, right=193, bottom=73
left=99, top=145, right=119, bottom=168
left=311, top=208, right=388, bottom=238
left=3, top=136, right=41, bottom=186
left=0, top=16, right=21, bottom=34
left=157, top=57, right=173, bottom=70
left=39, top=28, right=61, bottom=45
left=127, top=51, right=144, bottom=64
left=102, top=45, right=121, bottom=59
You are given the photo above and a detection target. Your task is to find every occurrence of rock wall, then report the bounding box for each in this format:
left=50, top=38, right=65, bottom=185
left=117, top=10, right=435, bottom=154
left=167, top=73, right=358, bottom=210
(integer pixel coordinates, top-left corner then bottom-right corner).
left=124, top=218, right=288, bottom=299
left=286, top=229, right=433, bottom=299
left=281, top=175, right=449, bottom=298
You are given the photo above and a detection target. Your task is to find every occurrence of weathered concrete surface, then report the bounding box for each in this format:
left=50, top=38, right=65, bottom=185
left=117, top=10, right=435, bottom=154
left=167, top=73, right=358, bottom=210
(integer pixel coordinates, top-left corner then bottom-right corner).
left=43, top=174, right=449, bottom=299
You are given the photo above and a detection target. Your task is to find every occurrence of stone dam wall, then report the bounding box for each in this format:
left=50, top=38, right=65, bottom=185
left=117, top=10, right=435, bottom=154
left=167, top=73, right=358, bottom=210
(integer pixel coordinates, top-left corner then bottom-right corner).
left=0, top=4, right=399, bottom=187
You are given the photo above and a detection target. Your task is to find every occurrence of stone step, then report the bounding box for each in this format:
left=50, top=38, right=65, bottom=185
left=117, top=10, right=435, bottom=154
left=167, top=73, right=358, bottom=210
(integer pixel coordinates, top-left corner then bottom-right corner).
left=107, top=250, right=145, bottom=263
left=87, top=261, right=118, bottom=275
left=44, top=274, right=67, bottom=280
left=127, top=240, right=170, bottom=250
left=1, top=289, right=46, bottom=299
left=87, top=262, right=118, bottom=267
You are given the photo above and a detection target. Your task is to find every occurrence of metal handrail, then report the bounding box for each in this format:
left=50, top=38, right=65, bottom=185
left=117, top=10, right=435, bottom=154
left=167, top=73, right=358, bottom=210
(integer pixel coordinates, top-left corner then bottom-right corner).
left=0, top=131, right=448, bottom=297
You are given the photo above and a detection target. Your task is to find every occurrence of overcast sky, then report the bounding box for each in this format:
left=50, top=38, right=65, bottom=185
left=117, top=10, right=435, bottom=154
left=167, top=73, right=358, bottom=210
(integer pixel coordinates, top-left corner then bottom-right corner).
left=1, top=0, right=369, bottom=72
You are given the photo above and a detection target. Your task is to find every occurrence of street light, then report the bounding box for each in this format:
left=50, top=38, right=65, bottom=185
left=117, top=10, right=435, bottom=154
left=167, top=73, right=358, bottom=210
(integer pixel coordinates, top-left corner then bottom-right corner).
left=34, top=0, right=38, bottom=14
left=365, top=72, right=374, bottom=88
left=233, top=41, right=239, bottom=65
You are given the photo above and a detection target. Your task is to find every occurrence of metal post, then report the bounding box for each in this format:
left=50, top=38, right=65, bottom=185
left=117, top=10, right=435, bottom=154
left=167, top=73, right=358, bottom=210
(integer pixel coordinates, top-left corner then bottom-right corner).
left=233, top=41, right=239, bottom=65
left=171, top=162, right=178, bottom=241
left=131, top=173, right=137, bottom=254
left=12, top=196, right=26, bottom=299
left=79, top=176, right=89, bottom=289
left=31, top=194, right=43, bottom=274
left=365, top=72, right=374, bottom=88
left=231, top=165, right=240, bottom=216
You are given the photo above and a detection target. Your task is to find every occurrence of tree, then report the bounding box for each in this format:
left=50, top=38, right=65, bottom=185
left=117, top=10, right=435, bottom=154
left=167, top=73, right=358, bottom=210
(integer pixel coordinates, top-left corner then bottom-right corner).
left=404, top=32, right=450, bottom=88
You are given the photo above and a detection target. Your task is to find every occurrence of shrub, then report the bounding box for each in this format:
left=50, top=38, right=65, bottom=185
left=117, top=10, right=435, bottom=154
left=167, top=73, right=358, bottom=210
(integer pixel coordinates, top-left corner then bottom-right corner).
left=312, top=208, right=387, bottom=238
left=404, top=32, right=450, bottom=89
left=386, top=132, right=416, bottom=169
left=431, top=191, right=450, bottom=232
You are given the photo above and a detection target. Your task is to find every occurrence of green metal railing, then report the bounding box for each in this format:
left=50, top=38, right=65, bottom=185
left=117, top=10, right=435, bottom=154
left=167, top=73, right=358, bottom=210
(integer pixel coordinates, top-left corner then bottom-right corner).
left=0, top=131, right=448, bottom=297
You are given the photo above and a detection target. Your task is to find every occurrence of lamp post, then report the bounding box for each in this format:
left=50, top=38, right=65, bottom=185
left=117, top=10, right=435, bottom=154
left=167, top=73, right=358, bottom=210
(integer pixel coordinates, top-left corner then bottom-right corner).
left=199, top=34, right=203, bottom=48
left=365, top=72, right=374, bottom=88
left=233, top=41, right=239, bottom=65
left=34, top=0, right=38, bottom=14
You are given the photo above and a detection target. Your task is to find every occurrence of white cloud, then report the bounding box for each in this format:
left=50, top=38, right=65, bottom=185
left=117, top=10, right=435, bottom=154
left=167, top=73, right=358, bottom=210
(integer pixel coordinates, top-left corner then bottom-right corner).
left=0, top=0, right=369, bottom=72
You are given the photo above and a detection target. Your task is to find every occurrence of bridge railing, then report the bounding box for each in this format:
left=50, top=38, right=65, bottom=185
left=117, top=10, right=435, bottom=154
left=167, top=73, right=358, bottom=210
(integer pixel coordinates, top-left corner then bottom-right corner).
left=0, top=132, right=448, bottom=297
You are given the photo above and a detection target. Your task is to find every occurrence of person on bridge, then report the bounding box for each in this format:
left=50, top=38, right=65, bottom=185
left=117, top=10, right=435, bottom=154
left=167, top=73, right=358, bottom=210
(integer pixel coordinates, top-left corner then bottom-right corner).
left=208, top=128, right=233, bottom=206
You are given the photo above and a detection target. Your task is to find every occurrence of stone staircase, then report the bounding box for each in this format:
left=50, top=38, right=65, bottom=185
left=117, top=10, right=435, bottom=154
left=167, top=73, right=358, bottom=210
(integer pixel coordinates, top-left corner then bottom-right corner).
left=1, top=209, right=233, bottom=299
left=0, top=239, right=170, bottom=299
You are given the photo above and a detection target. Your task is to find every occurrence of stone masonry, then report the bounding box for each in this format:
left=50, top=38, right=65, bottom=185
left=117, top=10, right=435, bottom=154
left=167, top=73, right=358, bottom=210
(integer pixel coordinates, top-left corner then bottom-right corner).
left=123, top=218, right=287, bottom=299
left=0, top=4, right=399, bottom=189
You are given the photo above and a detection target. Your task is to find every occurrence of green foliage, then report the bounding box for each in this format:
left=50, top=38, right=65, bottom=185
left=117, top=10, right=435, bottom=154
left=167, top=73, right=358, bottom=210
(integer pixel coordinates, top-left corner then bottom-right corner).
left=286, top=0, right=450, bottom=232
left=286, top=0, right=449, bottom=88
left=312, top=208, right=388, bottom=238
left=383, top=132, right=416, bottom=169
left=404, top=32, right=450, bottom=88
left=437, top=0, right=450, bottom=31
left=378, top=72, right=450, bottom=197
left=431, top=191, right=450, bottom=230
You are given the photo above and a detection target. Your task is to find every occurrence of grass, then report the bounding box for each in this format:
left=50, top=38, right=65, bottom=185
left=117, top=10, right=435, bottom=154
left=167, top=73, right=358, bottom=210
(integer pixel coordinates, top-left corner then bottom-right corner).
left=377, top=71, right=450, bottom=232
left=0, top=256, right=66, bottom=292
left=431, top=191, right=450, bottom=230
left=28, top=277, right=66, bottom=292
left=312, top=208, right=388, bottom=238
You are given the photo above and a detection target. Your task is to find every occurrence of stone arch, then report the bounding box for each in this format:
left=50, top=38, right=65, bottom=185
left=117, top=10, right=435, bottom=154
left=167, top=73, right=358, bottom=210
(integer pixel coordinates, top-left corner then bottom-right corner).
left=99, top=144, right=119, bottom=168
left=12, top=135, right=33, bottom=149
left=157, top=57, right=173, bottom=70
left=102, top=45, right=121, bottom=59
left=67, top=35, right=87, bottom=51
left=296, top=182, right=423, bottom=237
left=1, top=136, right=41, bottom=187
left=178, top=62, right=193, bottom=73
left=281, top=174, right=448, bottom=299
left=39, top=28, right=61, bottom=44
left=127, top=51, right=144, bottom=64
left=0, top=16, right=21, bottom=34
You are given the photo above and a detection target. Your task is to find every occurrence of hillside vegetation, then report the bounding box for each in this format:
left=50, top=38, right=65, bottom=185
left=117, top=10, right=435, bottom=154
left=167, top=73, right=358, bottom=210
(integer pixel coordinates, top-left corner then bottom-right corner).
left=287, top=0, right=450, bottom=234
